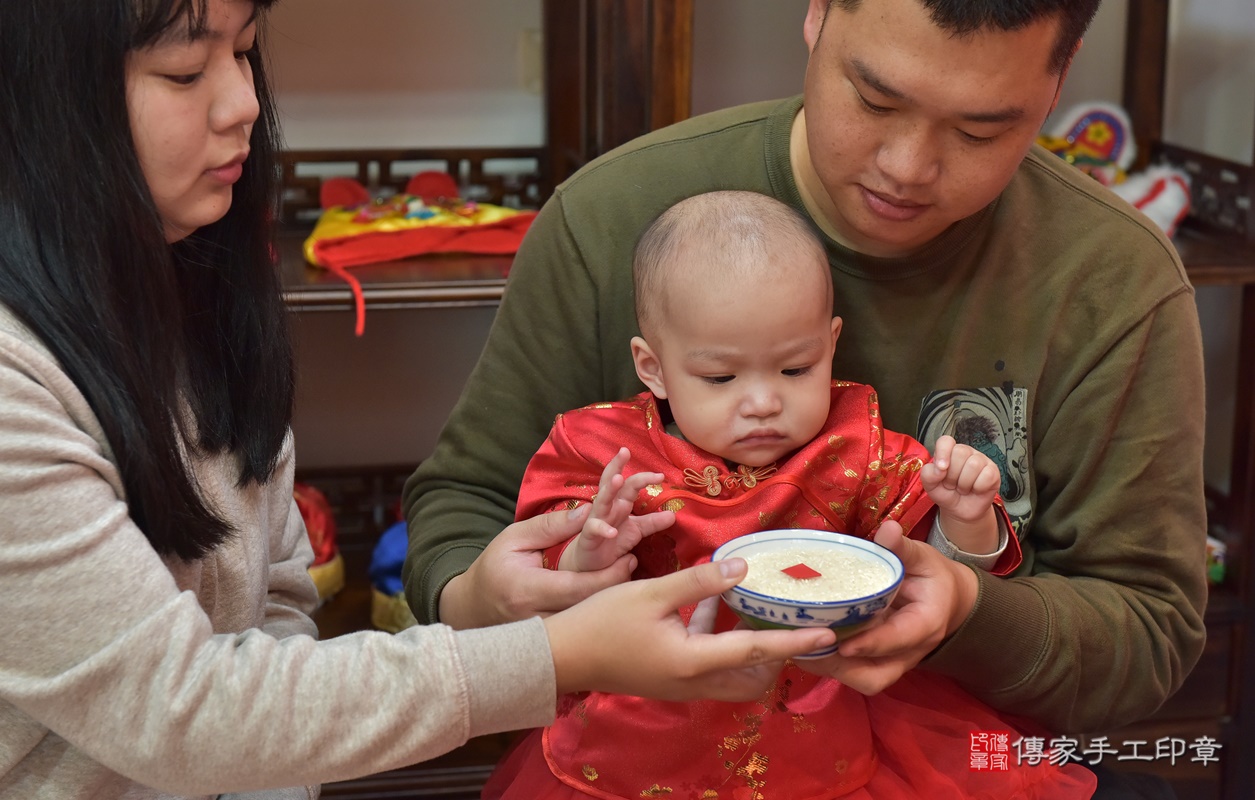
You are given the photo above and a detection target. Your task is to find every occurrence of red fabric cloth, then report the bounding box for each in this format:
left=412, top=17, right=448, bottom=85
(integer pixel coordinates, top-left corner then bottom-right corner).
left=404, top=170, right=460, bottom=203
left=309, top=210, right=535, bottom=336
left=292, top=481, right=337, bottom=567
left=310, top=211, right=536, bottom=271
left=488, top=383, right=1090, bottom=799
left=486, top=673, right=1096, bottom=800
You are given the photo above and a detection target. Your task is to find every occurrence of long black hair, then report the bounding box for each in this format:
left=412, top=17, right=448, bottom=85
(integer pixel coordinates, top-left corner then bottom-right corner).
left=0, top=0, right=293, bottom=560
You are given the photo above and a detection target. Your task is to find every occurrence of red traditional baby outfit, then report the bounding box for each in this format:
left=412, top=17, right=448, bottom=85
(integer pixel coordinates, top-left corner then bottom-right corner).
left=484, top=383, right=1095, bottom=800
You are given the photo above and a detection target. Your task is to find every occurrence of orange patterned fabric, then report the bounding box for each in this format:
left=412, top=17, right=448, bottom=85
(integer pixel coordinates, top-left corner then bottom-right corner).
left=489, top=383, right=1097, bottom=799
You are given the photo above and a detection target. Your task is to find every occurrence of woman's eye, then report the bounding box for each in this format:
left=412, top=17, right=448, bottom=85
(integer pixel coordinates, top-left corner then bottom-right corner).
left=164, top=73, right=202, bottom=86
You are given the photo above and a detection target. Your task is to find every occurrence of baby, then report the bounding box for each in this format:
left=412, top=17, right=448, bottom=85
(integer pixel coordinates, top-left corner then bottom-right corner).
left=559, top=188, right=1009, bottom=577
left=479, top=192, right=1104, bottom=800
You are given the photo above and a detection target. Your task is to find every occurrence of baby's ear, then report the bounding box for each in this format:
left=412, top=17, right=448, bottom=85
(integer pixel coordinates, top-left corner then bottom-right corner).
left=631, top=336, right=668, bottom=398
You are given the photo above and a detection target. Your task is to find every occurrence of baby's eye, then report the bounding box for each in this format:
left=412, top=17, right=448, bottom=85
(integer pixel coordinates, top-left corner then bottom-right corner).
left=702, top=375, right=735, bottom=385
left=782, top=367, right=813, bottom=377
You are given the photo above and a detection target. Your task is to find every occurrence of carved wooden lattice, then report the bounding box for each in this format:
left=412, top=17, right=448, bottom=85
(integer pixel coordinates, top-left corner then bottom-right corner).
left=279, top=147, right=546, bottom=228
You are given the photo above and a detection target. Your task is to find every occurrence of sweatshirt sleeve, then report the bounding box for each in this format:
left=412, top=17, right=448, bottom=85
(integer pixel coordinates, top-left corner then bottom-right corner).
left=258, top=496, right=320, bottom=641
left=402, top=192, right=614, bottom=624
left=0, top=334, right=556, bottom=795
left=257, top=434, right=321, bottom=642
left=923, top=290, right=1208, bottom=733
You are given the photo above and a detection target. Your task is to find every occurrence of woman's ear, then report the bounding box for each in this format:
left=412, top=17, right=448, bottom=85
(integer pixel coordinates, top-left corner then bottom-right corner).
left=631, top=336, right=668, bottom=399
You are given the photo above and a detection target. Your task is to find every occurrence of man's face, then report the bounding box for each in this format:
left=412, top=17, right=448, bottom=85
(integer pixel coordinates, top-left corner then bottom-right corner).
left=797, top=0, right=1066, bottom=257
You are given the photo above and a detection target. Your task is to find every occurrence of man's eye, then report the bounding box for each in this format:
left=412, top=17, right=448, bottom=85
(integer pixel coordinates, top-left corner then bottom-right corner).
left=857, top=93, right=891, bottom=114
left=959, top=130, right=997, bottom=145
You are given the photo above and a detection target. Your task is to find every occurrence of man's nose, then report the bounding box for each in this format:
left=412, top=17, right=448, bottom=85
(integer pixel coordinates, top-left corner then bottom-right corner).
left=876, top=120, right=941, bottom=187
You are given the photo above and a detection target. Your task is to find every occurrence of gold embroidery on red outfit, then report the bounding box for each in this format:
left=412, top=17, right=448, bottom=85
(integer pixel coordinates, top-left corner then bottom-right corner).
left=684, top=465, right=723, bottom=496
left=683, top=463, right=779, bottom=497
left=730, top=463, right=777, bottom=488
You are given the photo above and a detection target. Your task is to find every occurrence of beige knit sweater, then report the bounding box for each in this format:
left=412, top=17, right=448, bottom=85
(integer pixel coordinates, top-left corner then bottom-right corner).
left=0, top=306, right=555, bottom=799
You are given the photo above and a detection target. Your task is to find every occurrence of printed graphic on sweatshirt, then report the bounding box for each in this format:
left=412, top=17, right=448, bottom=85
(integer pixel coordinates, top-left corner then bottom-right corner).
left=916, top=386, right=1031, bottom=534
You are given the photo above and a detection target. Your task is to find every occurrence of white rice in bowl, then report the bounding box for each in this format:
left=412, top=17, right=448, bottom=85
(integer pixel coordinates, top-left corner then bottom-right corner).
left=739, top=546, right=893, bottom=602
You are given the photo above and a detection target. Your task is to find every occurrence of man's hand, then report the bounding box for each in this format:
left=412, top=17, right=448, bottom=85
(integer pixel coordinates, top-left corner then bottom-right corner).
left=794, top=520, right=979, bottom=694
left=438, top=505, right=646, bottom=629
left=544, top=558, right=837, bottom=701
left=560, top=447, right=673, bottom=572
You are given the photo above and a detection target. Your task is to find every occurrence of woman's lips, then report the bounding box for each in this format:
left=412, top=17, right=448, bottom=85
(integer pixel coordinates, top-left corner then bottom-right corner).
left=860, top=185, right=930, bottom=222
left=206, top=161, right=244, bottom=184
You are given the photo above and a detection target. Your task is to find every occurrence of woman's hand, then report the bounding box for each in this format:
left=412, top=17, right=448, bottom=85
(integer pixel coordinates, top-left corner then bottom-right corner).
left=438, top=505, right=642, bottom=630
left=544, top=558, right=837, bottom=701
left=794, top=520, right=979, bottom=694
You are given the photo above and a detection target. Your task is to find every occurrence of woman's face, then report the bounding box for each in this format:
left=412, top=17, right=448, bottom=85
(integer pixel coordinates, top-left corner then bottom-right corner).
left=125, top=0, right=260, bottom=243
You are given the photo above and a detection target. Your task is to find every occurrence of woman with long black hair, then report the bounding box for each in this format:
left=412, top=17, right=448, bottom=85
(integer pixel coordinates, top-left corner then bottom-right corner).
left=0, top=1, right=833, bottom=797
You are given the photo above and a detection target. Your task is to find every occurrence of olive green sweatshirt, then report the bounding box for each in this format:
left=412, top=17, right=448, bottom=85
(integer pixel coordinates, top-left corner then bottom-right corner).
left=404, top=97, right=1207, bottom=735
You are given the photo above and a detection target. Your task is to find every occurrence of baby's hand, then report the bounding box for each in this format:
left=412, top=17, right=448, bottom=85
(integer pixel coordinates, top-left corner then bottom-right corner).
left=919, top=435, right=1001, bottom=523
left=559, top=447, right=674, bottom=573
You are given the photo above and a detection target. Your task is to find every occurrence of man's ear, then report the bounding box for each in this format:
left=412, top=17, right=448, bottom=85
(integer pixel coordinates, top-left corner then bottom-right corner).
left=1049, top=39, right=1080, bottom=115
left=631, top=336, right=668, bottom=399
left=803, top=0, right=830, bottom=53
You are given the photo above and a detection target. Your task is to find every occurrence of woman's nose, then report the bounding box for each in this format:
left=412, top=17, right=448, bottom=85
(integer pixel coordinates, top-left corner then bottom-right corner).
left=211, top=59, right=260, bottom=133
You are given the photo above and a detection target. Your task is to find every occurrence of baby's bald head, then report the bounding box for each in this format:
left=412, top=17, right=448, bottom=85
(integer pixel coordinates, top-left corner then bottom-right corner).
left=633, top=191, right=832, bottom=340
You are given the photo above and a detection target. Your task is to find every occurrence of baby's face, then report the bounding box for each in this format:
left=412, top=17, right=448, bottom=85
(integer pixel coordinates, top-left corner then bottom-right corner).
left=651, top=268, right=838, bottom=467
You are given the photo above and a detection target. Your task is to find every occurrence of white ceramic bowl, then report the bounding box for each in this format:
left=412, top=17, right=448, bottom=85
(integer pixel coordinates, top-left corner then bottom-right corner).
left=711, top=529, right=904, bottom=658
